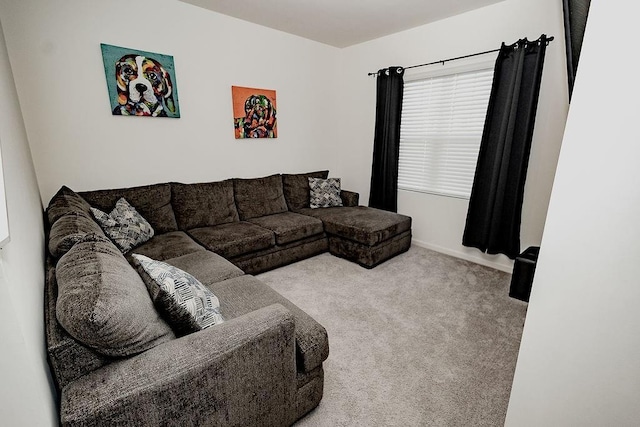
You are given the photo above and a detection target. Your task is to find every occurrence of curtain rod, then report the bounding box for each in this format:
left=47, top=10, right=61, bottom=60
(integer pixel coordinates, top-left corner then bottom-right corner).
left=367, top=35, right=554, bottom=76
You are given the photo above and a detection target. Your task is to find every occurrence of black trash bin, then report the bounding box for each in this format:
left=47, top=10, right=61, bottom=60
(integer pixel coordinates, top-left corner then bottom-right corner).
left=509, top=246, right=540, bottom=302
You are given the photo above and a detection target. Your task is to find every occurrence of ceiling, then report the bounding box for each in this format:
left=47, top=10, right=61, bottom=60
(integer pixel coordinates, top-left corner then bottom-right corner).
left=179, top=0, right=506, bottom=48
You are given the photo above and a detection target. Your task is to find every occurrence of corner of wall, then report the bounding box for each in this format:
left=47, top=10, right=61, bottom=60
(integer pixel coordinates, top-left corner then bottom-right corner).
left=0, top=15, right=57, bottom=426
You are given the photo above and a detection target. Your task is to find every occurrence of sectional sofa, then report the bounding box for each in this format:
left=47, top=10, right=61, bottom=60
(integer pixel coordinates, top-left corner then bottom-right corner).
left=44, top=171, right=411, bottom=426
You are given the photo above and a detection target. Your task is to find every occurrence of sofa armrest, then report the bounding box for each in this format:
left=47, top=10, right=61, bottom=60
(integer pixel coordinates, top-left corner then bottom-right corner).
left=60, top=304, right=297, bottom=427
left=340, top=190, right=359, bottom=207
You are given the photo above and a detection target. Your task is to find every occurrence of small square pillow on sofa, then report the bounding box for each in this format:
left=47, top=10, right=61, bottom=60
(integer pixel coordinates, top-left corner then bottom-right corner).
left=309, top=177, right=343, bottom=209
left=132, top=254, right=224, bottom=337
left=91, top=198, right=154, bottom=253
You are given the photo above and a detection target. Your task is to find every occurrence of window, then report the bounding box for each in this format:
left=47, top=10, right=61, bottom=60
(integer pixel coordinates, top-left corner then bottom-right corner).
left=398, top=62, right=494, bottom=199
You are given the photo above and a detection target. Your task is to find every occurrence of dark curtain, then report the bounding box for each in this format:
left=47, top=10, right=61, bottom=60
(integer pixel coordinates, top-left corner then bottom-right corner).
left=369, top=66, right=404, bottom=212
left=563, top=0, right=591, bottom=98
left=462, top=35, right=549, bottom=259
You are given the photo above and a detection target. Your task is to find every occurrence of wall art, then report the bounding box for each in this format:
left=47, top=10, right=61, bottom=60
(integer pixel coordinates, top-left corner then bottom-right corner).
left=101, top=43, right=180, bottom=118
left=232, top=86, right=277, bottom=138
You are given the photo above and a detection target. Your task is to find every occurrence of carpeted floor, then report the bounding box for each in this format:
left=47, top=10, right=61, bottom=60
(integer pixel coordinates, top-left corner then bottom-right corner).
left=257, top=245, right=528, bottom=426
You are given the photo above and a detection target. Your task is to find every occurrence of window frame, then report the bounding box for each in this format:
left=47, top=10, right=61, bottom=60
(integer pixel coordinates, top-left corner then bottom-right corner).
left=0, top=141, right=9, bottom=248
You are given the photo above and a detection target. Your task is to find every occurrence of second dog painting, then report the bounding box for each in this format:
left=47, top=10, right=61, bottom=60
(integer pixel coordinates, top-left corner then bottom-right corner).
left=232, top=86, right=277, bottom=139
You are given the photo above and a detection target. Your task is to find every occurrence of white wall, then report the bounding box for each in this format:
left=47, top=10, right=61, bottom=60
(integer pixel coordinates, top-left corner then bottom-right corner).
left=506, top=1, right=640, bottom=424
left=0, top=0, right=342, bottom=205
left=1, top=0, right=569, bottom=272
left=0, top=21, right=57, bottom=426
left=337, top=0, right=569, bottom=271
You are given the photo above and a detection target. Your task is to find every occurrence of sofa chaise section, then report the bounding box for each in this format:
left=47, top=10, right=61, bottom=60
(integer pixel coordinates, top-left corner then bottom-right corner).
left=299, top=206, right=412, bottom=268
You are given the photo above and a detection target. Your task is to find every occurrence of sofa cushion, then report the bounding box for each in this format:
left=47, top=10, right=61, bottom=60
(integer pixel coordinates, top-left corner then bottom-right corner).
left=164, top=251, right=244, bottom=286
left=282, top=170, right=329, bottom=211
left=231, top=236, right=328, bottom=275
left=172, top=181, right=239, bottom=229
left=47, top=186, right=93, bottom=225
left=45, top=263, right=112, bottom=389
left=48, top=212, right=105, bottom=258
left=298, top=206, right=412, bottom=246
left=188, top=222, right=275, bottom=258
left=55, top=234, right=175, bottom=357
left=208, top=274, right=329, bottom=373
left=339, top=190, right=360, bottom=207
left=248, top=212, right=324, bottom=245
left=91, top=198, right=154, bottom=253
left=132, top=255, right=225, bottom=337
left=309, top=178, right=343, bottom=209
left=80, top=183, right=178, bottom=234
left=233, top=174, right=288, bottom=220
left=129, top=231, right=205, bottom=262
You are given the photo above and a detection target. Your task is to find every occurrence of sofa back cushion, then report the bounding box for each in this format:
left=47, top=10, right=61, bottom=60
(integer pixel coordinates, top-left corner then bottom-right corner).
left=80, top=183, right=178, bottom=234
left=171, top=181, right=239, bottom=229
left=282, top=170, right=329, bottom=211
left=47, top=186, right=93, bottom=225
left=56, top=234, right=175, bottom=357
left=47, top=186, right=107, bottom=259
left=48, top=212, right=106, bottom=258
left=233, top=174, right=288, bottom=220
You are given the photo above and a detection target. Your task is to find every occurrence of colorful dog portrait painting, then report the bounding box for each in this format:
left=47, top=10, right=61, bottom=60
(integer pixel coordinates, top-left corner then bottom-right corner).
left=232, top=86, right=277, bottom=139
left=101, top=44, right=180, bottom=118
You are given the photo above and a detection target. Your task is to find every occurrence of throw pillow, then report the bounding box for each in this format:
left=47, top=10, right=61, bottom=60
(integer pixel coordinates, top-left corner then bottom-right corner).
left=91, top=198, right=154, bottom=253
left=309, top=177, right=343, bottom=209
left=132, top=254, right=224, bottom=336
left=56, top=233, right=175, bottom=357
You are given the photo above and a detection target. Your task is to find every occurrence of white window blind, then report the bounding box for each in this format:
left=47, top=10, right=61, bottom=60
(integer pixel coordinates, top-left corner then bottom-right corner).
left=398, top=66, right=493, bottom=199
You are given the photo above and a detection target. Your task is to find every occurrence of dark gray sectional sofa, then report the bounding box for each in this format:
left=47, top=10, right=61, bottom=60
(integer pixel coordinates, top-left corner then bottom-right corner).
left=44, top=171, right=411, bottom=426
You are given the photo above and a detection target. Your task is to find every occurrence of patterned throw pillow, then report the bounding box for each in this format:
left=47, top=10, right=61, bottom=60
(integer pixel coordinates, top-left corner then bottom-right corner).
left=309, top=177, right=343, bottom=209
left=91, top=198, right=154, bottom=253
left=131, top=254, right=224, bottom=336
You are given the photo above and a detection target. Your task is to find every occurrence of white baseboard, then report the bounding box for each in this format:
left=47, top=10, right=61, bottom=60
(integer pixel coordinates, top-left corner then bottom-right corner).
left=411, top=239, right=514, bottom=273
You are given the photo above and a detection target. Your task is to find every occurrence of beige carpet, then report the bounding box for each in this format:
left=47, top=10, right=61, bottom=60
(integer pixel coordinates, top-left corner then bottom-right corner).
left=258, top=245, right=527, bottom=426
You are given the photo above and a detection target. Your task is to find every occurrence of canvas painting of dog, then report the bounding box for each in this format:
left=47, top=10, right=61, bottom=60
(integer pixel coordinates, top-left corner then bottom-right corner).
left=232, top=86, right=277, bottom=138
left=101, top=44, right=180, bottom=118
